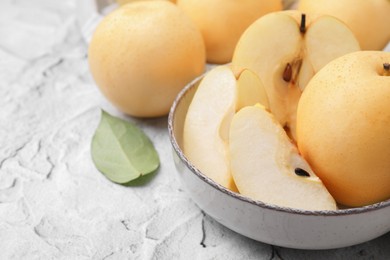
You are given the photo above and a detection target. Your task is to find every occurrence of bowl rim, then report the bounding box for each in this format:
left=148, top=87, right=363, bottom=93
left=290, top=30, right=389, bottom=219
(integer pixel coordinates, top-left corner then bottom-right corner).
left=168, top=74, right=390, bottom=217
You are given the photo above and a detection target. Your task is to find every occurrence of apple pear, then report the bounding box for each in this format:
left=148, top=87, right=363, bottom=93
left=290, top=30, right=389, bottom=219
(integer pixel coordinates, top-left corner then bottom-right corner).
left=229, top=105, right=336, bottom=211
left=183, top=66, right=268, bottom=191
left=232, top=10, right=360, bottom=140
left=297, top=51, right=390, bottom=207
left=298, top=0, right=390, bottom=50
left=88, top=1, right=205, bottom=117
left=176, top=0, right=283, bottom=64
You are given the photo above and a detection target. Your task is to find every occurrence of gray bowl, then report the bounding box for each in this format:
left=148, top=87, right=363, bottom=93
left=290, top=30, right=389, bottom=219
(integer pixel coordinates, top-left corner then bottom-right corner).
left=168, top=75, right=390, bottom=250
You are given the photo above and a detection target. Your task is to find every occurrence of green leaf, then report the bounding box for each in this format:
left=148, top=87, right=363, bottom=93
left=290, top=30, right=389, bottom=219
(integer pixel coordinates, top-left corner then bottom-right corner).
left=91, top=110, right=160, bottom=184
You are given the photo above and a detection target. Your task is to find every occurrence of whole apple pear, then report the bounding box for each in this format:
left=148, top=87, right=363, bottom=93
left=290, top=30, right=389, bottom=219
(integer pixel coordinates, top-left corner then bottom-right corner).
left=177, top=0, right=282, bottom=64
left=298, top=0, right=390, bottom=50
left=88, top=1, right=205, bottom=117
left=297, top=51, right=390, bottom=207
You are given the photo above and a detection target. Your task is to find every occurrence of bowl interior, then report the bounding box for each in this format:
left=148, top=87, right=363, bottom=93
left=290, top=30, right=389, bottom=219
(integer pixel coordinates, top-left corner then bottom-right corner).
left=169, top=75, right=390, bottom=216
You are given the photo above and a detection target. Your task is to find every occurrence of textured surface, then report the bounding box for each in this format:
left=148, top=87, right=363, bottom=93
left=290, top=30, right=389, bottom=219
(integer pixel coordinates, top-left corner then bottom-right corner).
left=0, top=0, right=389, bottom=259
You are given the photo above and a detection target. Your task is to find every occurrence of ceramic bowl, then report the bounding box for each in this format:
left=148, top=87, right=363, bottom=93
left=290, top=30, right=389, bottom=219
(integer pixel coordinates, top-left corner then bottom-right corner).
left=168, top=75, right=390, bottom=250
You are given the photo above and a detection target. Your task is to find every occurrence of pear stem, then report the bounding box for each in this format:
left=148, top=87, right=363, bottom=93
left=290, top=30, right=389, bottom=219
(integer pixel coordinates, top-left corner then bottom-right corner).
left=300, top=14, right=306, bottom=33
left=384, top=63, right=390, bottom=76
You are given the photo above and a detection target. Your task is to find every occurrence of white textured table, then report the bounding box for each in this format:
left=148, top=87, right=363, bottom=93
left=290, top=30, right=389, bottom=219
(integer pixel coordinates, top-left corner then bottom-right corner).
left=0, top=1, right=389, bottom=259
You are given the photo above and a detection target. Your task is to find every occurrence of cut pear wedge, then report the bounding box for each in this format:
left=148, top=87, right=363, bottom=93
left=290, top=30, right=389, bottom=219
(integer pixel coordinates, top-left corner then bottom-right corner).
left=236, top=69, right=269, bottom=111
left=183, top=66, right=268, bottom=191
left=229, top=105, right=337, bottom=210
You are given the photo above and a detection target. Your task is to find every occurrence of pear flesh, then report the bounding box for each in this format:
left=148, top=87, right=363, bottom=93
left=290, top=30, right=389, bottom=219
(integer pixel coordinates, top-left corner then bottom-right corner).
left=229, top=105, right=337, bottom=211
left=183, top=66, right=268, bottom=191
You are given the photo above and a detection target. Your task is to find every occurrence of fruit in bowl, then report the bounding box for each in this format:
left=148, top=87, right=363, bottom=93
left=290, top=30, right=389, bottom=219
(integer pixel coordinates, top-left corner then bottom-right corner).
left=229, top=105, right=336, bottom=210
left=167, top=3, right=390, bottom=246
left=297, top=51, right=390, bottom=207
left=168, top=71, right=390, bottom=249
left=182, top=10, right=365, bottom=210
left=232, top=10, right=360, bottom=140
left=183, top=65, right=269, bottom=191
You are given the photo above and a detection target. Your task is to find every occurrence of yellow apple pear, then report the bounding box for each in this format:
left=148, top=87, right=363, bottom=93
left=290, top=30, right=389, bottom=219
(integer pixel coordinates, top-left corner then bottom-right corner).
left=298, top=0, right=390, bottom=50
left=232, top=10, right=360, bottom=140
left=176, top=0, right=282, bottom=64
left=183, top=66, right=268, bottom=191
left=297, top=51, right=390, bottom=207
left=88, top=1, right=205, bottom=117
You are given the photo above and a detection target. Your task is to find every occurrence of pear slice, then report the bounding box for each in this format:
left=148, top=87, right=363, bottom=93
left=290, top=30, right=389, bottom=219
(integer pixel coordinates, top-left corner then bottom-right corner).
left=183, top=66, right=268, bottom=191
left=236, top=69, right=269, bottom=111
left=229, top=105, right=337, bottom=210
left=232, top=10, right=360, bottom=140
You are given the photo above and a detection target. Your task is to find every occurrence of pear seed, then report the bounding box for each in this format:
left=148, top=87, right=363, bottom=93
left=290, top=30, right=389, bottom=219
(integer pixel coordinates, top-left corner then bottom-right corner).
left=283, top=63, right=292, bottom=82
left=295, top=168, right=310, bottom=177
